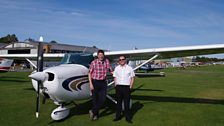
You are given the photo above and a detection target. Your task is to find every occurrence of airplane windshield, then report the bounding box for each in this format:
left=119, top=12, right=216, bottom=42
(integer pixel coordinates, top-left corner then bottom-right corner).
left=60, top=53, right=94, bottom=68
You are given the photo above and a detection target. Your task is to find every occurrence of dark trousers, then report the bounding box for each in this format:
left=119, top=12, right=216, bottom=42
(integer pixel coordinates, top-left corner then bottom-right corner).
left=115, top=85, right=131, bottom=120
left=91, top=79, right=107, bottom=116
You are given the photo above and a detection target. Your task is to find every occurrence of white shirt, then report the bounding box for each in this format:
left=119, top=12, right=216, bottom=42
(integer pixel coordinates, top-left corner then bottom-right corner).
left=113, top=64, right=135, bottom=86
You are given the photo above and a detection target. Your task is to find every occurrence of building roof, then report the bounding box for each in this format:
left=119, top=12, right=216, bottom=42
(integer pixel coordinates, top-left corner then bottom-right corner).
left=0, top=43, right=8, bottom=48
left=28, top=41, right=99, bottom=53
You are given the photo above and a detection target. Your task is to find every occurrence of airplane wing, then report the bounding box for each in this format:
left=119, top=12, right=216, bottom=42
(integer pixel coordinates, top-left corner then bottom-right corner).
left=93, top=44, right=224, bottom=60
left=0, top=54, right=65, bottom=60
left=1, top=44, right=224, bottom=61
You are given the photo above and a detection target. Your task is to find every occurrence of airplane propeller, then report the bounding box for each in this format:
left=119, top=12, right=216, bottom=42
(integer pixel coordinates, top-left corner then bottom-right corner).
left=35, top=36, right=44, bottom=118
left=29, top=71, right=49, bottom=104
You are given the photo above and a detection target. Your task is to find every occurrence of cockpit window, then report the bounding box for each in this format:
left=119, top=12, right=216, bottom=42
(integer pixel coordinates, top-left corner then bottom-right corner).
left=60, top=53, right=94, bottom=67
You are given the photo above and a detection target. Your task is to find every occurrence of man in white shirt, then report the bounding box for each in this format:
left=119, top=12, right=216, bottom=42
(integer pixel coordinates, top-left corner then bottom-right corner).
left=113, top=55, right=135, bottom=123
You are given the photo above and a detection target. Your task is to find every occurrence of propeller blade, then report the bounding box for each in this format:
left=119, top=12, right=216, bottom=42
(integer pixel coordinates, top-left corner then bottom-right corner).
left=36, top=37, right=44, bottom=118
left=36, top=81, right=41, bottom=118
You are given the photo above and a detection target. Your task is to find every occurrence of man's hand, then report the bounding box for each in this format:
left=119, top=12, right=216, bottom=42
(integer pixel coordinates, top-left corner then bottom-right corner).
left=90, top=83, right=94, bottom=91
left=130, top=85, right=133, bottom=89
left=130, top=77, right=134, bottom=89
left=88, top=73, right=94, bottom=91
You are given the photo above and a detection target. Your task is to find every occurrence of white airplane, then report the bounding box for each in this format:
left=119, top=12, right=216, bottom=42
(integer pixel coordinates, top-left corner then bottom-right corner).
left=1, top=39, right=224, bottom=120
left=0, top=58, right=13, bottom=73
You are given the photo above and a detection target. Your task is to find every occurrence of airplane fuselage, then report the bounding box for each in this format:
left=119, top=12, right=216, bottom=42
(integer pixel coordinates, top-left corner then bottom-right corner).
left=32, top=64, right=91, bottom=104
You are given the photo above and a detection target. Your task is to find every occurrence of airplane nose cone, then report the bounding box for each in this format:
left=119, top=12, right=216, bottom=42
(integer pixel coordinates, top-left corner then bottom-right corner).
left=29, top=72, right=48, bottom=81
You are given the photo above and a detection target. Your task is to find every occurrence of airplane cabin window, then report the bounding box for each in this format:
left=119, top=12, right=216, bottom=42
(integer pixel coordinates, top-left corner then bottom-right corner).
left=60, top=53, right=94, bottom=68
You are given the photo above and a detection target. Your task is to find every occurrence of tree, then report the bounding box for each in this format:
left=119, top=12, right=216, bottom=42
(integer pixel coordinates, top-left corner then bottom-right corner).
left=0, top=34, right=18, bottom=43
left=50, top=40, right=58, bottom=43
left=195, top=56, right=224, bottom=62
left=24, top=38, right=35, bottom=42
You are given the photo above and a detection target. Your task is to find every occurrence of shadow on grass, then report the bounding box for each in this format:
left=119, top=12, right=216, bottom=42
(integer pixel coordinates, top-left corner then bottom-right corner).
left=131, top=95, right=224, bottom=105
left=133, top=88, right=164, bottom=92
left=49, top=99, right=114, bottom=124
left=100, top=100, right=144, bottom=121
left=0, top=79, right=29, bottom=83
left=0, top=75, right=30, bottom=84
left=0, top=76, right=24, bottom=79
left=131, top=101, right=144, bottom=120
left=48, top=98, right=144, bottom=124
left=99, top=100, right=116, bottom=117
left=48, top=100, right=92, bottom=124
left=131, top=84, right=164, bottom=93
left=0, top=76, right=29, bottom=83
left=68, top=99, right=116, bottom=119
left=23, top=87, right=35, bottom=91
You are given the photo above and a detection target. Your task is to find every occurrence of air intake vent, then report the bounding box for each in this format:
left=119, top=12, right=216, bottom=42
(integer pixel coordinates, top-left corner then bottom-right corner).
left=47, top=72, right=54, bottom=81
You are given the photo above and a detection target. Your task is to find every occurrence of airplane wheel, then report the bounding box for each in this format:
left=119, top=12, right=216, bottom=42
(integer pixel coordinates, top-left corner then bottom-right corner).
left=51, top=106, right=70, bottom=121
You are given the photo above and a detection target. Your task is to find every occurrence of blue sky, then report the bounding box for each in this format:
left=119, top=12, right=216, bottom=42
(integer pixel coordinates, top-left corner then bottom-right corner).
left=0, top=0, right=224, bottom=57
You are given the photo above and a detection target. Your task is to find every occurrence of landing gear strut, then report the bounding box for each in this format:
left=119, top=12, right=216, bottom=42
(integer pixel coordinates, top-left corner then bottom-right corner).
left=107, top=95, right=132, bottom=110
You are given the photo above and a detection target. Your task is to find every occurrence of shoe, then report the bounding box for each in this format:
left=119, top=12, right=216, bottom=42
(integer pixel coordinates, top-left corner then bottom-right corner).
left=92, top=115, right=98, bottom=121
left=113, top=116, right=122, bottom=121
left=89, top=110, right=93, bottom=120
left=126, top=119, right=133, bottom=123
left=113, top=117, right=121, bottom=121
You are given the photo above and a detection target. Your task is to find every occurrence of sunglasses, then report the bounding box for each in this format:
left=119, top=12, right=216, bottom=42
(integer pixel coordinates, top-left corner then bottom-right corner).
left=119, top=58, right=126, bottom=61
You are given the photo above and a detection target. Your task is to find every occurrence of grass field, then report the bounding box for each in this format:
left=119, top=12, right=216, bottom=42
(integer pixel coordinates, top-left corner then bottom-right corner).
left=1, top=65, right=224, bottom=126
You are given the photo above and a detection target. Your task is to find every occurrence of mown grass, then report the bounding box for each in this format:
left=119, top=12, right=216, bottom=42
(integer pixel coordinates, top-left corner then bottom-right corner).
left=0, top=65, right=224, bottom=126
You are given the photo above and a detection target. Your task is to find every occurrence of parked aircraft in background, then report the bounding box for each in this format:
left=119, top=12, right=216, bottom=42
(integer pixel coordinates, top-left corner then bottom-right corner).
left=0, top=58, right=13, bottom=73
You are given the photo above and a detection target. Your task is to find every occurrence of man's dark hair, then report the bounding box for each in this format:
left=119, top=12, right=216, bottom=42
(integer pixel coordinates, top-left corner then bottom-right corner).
left=97, top=50, right=105, bottom=55
left=119, top=55, right=126, bottom=59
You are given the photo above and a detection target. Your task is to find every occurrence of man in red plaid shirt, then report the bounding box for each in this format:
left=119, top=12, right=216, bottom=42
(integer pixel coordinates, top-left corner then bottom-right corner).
left=88, top=50, right=113, bottom=121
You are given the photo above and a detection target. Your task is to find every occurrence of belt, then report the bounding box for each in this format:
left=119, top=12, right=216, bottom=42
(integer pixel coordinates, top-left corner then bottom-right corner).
left=92, top=79, right=106, bottom=82
left=116, top=85, right=130, bottom=87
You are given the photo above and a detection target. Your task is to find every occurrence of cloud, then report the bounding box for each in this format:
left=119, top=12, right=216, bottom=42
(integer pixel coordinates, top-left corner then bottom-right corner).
left=0, top=0, right=224, bottom=52
left=0, top=0, right=86, bottom=17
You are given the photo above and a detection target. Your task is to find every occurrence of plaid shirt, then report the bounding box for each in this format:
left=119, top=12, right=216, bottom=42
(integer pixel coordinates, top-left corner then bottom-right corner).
left=89, top=58, right=113, bottom=80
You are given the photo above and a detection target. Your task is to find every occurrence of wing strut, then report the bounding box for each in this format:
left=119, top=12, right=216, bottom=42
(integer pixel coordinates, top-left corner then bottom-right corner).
left=26, top=58, right=37, bottom=69
left=133, top=54, right=159, bottom=71
left=106, top=95, right=117, bottom=104
left=107, top=54, right=159, bottom=87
